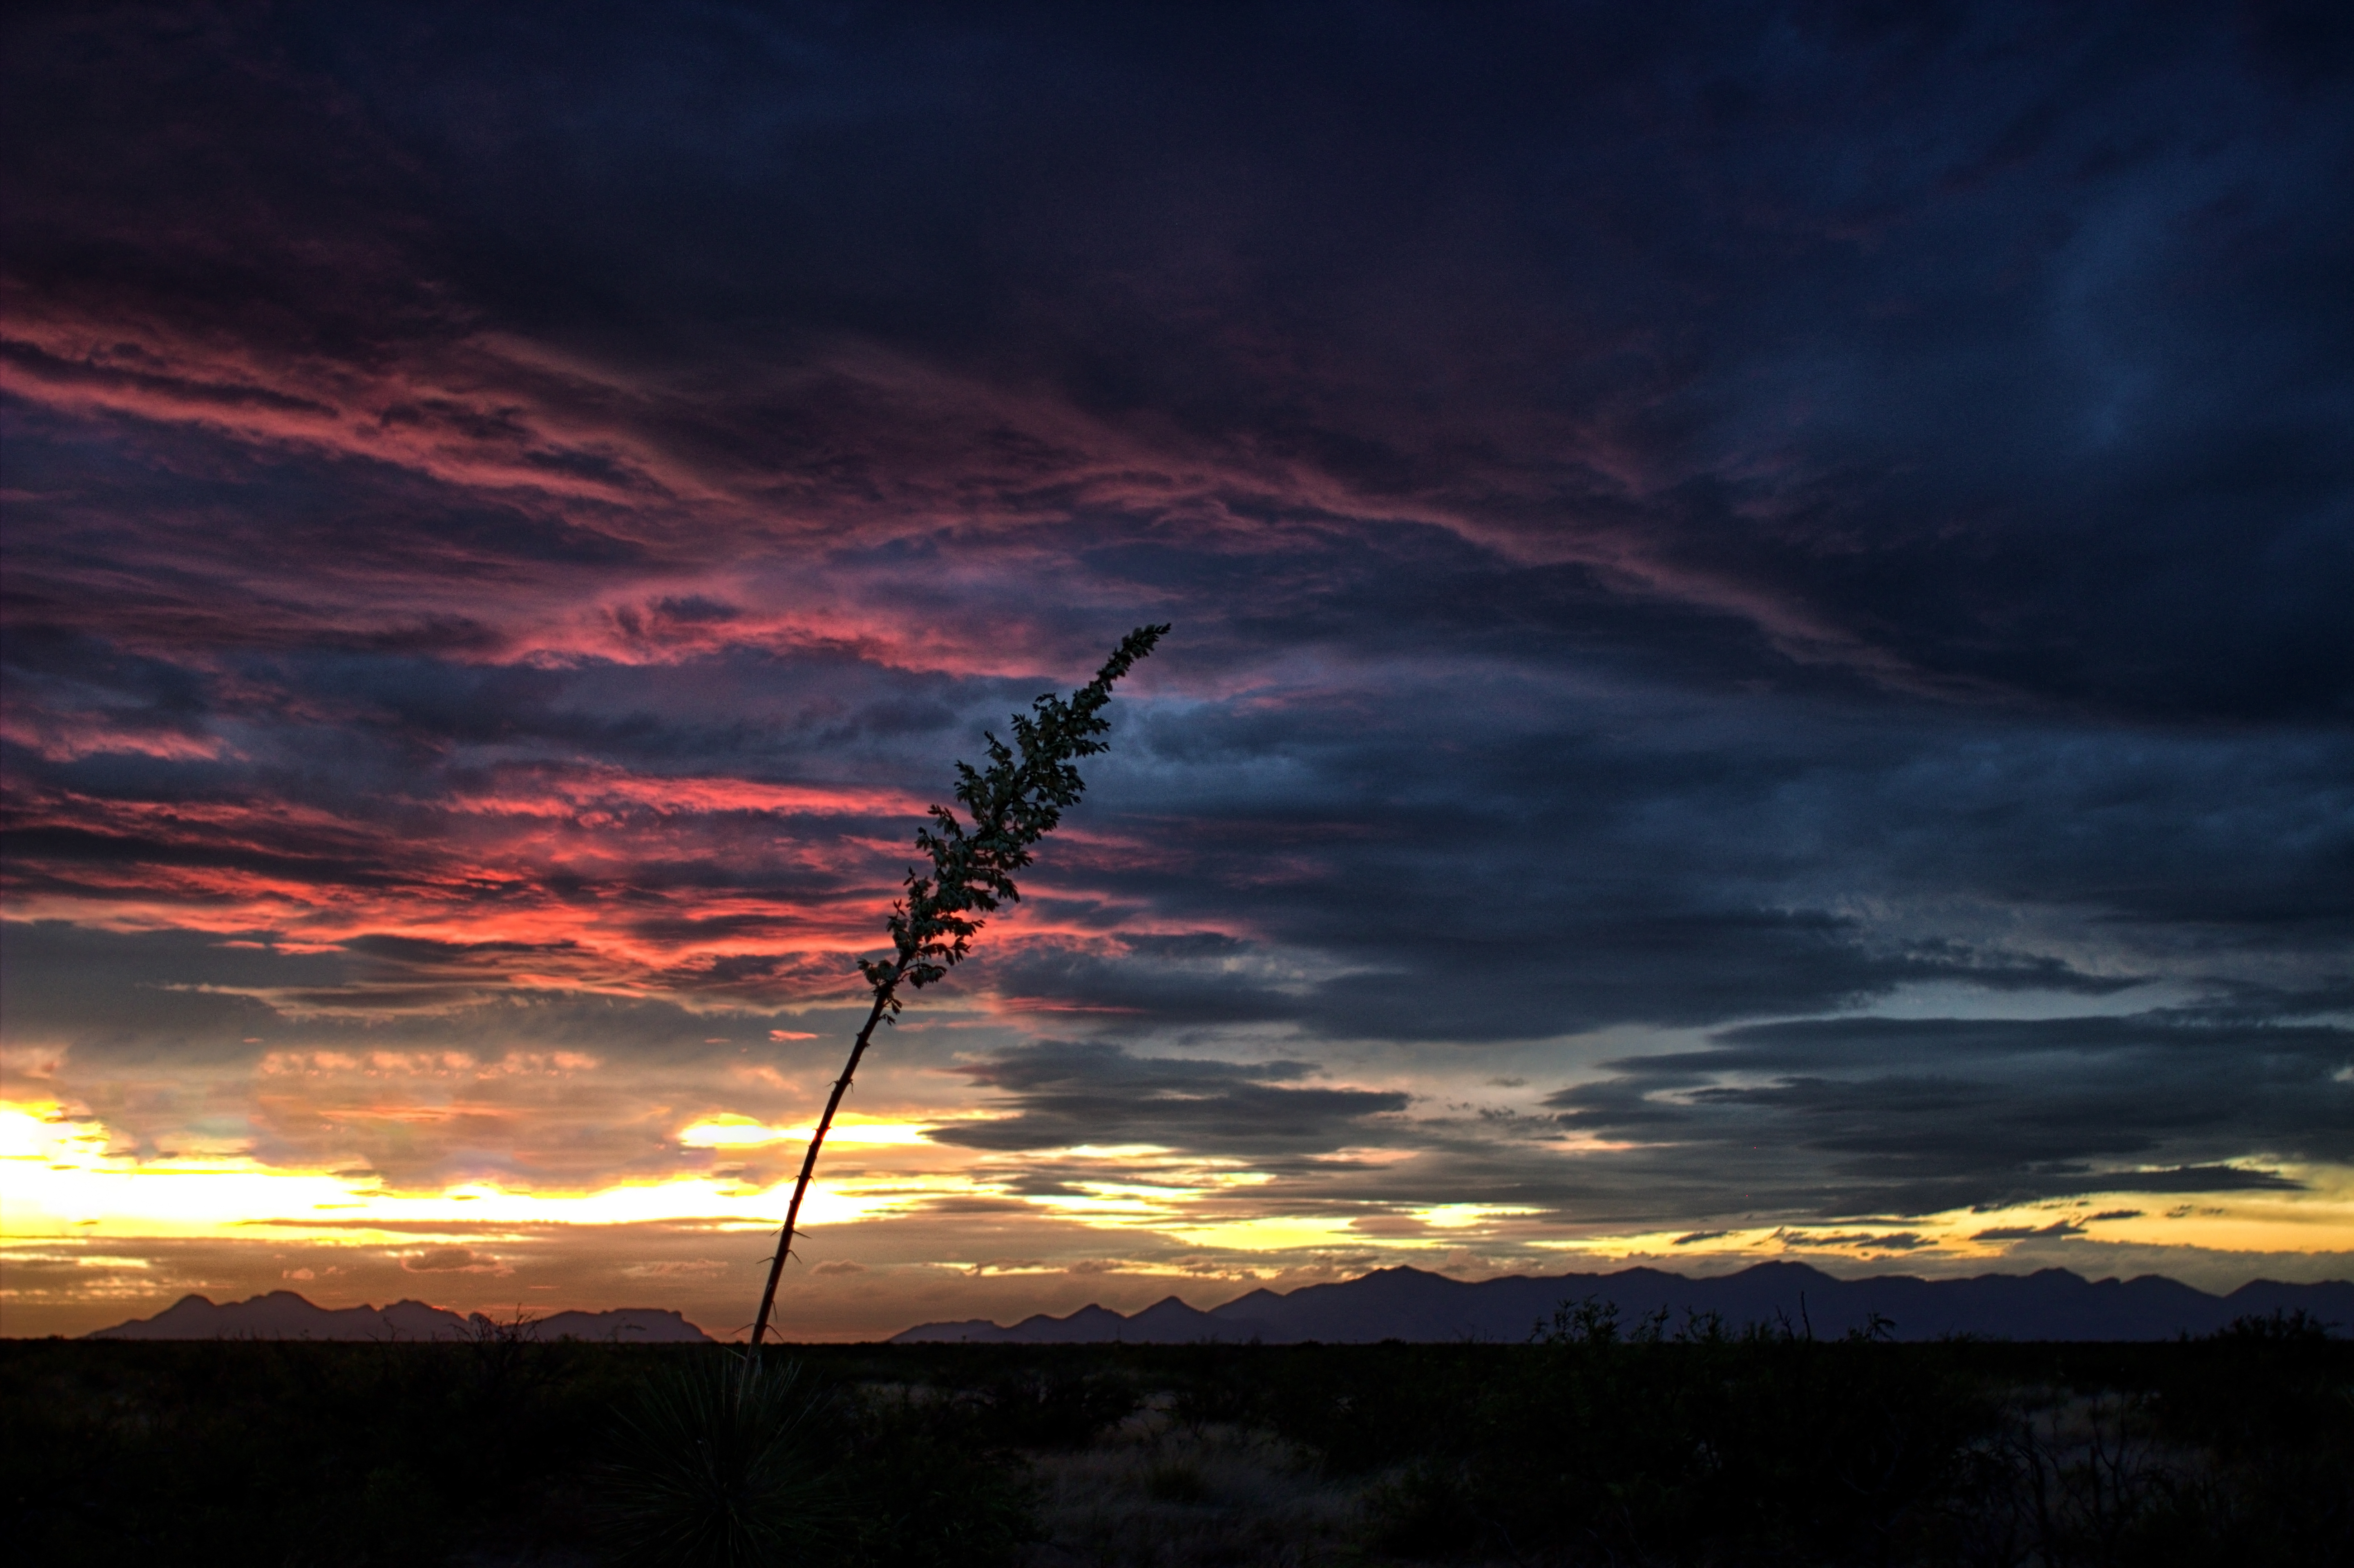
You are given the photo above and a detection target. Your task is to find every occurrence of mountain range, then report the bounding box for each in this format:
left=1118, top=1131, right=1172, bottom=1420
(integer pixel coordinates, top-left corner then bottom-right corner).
left=84, top=1292, right=714, bottom=1343
left=891, top=1262, right=2354, bottom=1344
left=71, top=1263, right=2354, bottom=1345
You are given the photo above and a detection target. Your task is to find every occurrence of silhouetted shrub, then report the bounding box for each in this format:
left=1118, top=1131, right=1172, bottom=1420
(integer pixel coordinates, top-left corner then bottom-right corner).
left=597, top=1354, right=837, bottom=1566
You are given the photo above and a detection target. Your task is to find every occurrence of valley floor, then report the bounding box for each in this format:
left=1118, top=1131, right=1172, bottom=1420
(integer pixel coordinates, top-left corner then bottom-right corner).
left=6, top=1322, right=2349, bottom=1566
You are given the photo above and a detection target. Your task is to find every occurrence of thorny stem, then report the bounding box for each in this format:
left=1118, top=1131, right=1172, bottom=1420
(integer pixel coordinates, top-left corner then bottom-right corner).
left=748, top=973, right=898, bottom=1348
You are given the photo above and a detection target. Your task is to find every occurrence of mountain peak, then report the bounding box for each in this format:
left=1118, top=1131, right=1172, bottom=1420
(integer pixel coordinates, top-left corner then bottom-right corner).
left=86, top=1292, right=715, bottom=1342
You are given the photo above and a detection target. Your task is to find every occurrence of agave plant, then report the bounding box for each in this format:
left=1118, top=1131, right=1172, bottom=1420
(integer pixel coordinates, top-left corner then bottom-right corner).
left=749, top=624, right=1168, bottom=1345
left=600, top=1353, right=835, bottom=1566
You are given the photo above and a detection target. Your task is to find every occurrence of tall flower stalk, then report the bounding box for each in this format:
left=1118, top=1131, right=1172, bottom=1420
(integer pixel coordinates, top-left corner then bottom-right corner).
left=748, top=624, right=1168, bottom=1347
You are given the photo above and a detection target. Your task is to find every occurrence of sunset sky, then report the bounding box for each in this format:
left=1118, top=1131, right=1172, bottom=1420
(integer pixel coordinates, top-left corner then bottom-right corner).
left=4, top=3, right=2350, bottom=1340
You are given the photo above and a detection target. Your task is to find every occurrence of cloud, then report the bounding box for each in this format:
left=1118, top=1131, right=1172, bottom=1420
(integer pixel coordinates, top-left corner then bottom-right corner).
left=928, top=1041, right=1410, bottom=1157
left=400, top=1246, right=505, bottom=1274
left=1970, top=1221, right=2086, bottom=1243
left=1544, top=1012, right=2352, bottom=1215
left=4, top=1, right=2350, bottom=1321
left=8, top=4, right=2349, bottom=712
left=1782, top=1232, right=1935, bottom=1253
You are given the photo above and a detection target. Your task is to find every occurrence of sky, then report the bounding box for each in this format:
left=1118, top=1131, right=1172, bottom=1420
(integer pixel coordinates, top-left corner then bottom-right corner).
left=3, top=1, right=2350, bottom=1341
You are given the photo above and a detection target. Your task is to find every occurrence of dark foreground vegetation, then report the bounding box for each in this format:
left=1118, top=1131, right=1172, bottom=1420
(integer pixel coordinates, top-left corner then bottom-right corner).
left=5, top=1307, right=2348, bottom=1567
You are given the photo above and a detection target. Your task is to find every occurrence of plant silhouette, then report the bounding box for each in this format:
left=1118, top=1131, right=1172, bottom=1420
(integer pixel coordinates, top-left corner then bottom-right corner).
left=599, top=1355, right=834, bottom=1566
left=749, top=624, right=1169, bottom=1346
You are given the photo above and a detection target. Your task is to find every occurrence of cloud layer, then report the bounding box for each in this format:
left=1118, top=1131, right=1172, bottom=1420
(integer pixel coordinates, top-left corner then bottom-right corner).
left=4, top=1, right=2350, bottom=1334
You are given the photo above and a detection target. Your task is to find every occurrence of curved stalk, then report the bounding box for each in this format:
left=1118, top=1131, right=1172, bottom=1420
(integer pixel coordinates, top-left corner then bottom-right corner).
left=748, top=973, right=898, bottom=1348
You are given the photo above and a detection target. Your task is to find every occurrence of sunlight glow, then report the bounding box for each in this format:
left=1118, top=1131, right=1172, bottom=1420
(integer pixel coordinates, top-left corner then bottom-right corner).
left=1166, top=1214, right=1367, bottom=1251
left=1411, top=1203, right=1549, bottom=1230
left=677, top=1115, right=936, bottom=1149
left=0, top=1101, right=902, bottom=1238
left=1526, top=1173, right=2354, bottom=1268
left=9, top=1097, right=2349, bottom=1290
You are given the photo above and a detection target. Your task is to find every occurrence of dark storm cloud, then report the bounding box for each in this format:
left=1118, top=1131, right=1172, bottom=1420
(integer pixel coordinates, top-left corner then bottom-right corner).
left=0, top=921, right=306, bottom=1061
left=1060, top=693, right=2352, bottom=1040
left=1543, top=1012, right=2354, bottom=1215
left=906, top=1015, right=2351, bottom=1232
left=10, top=2, right=2350, bottom=711
left=337, top=1, right=2330, bottom=720
left=976, top=939, right=1300, bottom=1029
left=927, top=1041, right=1410, bottom=1156
left=0, top=920, right=876, bottom=1068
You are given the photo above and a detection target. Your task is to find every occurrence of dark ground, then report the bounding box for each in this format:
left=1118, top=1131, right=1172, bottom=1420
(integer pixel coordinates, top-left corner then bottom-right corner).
left=4, top=1307, right=2348, bottom=1566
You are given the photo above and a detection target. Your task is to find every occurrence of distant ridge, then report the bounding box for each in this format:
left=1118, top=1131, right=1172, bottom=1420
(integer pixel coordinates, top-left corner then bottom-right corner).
left=85, top=1291, right=714, bottom=1343
left=891, top=1262, right=2354, bottom=1344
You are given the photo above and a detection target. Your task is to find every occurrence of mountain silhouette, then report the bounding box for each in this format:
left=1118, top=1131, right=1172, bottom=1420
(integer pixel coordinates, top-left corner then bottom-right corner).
left=85, top=1291, right=714, bottom=1342
left=891, top=1262, right=2354, bottom=1344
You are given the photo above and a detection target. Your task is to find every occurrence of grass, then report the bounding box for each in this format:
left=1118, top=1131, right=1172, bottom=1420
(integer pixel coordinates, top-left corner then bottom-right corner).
left=1027, top=1403, right=1367, bottom=1566
left=2, top=1313, right=2346, bottom=1566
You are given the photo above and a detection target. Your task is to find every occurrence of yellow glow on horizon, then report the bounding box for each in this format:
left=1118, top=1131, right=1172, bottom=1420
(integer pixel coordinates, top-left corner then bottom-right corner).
left=1023, top=1180, right=1196, bottom=1220
left=677, top=1115, right=937, bottom=1149
left=1412, top=1203, right=1549, bottom=1230
left=0, top=1101, right=904, bottom=1239
left=1166, top=1214, right=1365, bottom=1251
left=8, top=1100, right=2351, bottom=1277
left=1525, top=1171, right=2354, bottom=1267
left=1949, top=1170, right=2354, bottom=1256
